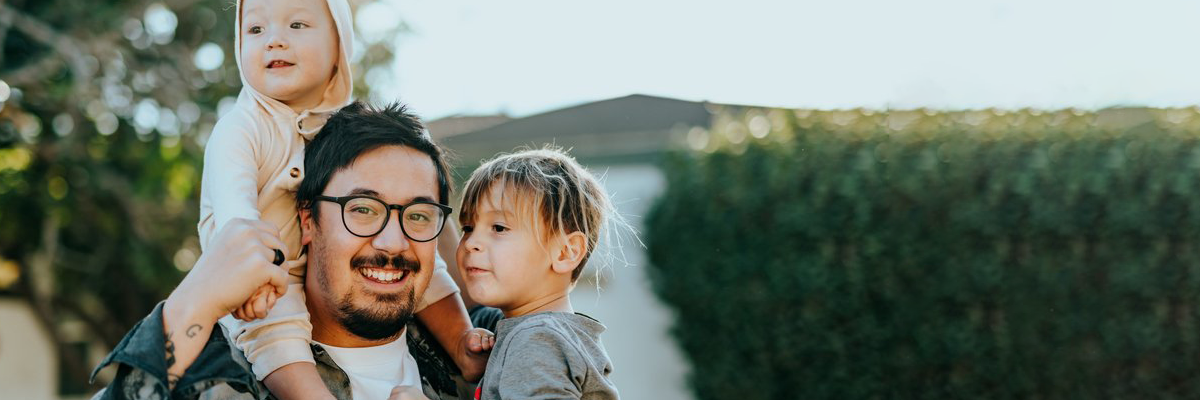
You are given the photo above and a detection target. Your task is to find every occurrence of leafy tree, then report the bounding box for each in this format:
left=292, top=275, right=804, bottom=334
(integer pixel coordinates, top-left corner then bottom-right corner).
left=0, top=0, right=403, bottom=393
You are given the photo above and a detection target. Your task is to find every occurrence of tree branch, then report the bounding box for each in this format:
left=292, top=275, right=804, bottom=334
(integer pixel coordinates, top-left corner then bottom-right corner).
left=1, top=53, right=63, bottom=88
left=0, top=5, right=12, bottom=68
left=0, top=3, right=93, bottom=95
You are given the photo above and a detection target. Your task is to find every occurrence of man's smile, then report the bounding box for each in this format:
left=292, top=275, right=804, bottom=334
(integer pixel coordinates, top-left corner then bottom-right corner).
left=358, top=267, right=408, bottom=284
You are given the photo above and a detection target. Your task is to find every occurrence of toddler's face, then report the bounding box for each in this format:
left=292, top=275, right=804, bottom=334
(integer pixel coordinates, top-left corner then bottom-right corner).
left=457, top=186, right=559, bottom=312
left=240, top=0, right=339, bottom=109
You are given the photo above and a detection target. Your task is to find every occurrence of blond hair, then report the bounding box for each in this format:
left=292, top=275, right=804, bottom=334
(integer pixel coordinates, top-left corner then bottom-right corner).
left=459, top=146, right=622, bottom=282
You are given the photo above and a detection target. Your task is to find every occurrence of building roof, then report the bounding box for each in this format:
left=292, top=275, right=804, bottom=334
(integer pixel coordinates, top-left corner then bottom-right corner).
left=426, top=115, right=513, bottom=140
left=439, top=94, right=735, bottom=167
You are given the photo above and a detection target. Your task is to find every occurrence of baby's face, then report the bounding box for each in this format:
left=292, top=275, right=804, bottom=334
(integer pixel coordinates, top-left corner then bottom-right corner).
left=240, top=0, right=339, bottom=110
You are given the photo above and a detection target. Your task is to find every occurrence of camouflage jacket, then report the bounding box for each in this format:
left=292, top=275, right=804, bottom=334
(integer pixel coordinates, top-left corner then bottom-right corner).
left=89, top=302, right=466, bottom=400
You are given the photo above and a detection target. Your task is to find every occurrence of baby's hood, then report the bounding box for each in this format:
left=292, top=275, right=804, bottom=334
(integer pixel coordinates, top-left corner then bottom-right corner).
left=233, top=0, right=354, bottom=139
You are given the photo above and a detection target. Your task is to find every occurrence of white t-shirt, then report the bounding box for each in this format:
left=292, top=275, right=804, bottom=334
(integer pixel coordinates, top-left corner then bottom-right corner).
left=316, top=329, right=427, bottom=400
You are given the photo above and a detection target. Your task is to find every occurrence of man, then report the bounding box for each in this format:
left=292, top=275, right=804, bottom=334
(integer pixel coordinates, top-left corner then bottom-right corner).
left=90, top=101, right=496, bottom=400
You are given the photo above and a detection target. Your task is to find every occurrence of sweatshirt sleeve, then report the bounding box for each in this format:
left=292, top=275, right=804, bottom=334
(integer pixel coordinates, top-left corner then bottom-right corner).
left=219, top=274, right=315, bottom=380
left=417, top=250, right=459, bottom=311
left=198, top=111, right=264, bottom=251
left=199, top=111, right=315, bottom=380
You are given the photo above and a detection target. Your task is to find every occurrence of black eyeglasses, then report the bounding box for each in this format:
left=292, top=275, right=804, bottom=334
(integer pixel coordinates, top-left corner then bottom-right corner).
left=315, top=195, right=452, bottom=242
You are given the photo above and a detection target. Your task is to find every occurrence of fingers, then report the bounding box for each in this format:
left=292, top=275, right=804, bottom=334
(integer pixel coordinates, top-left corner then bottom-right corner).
left=230, top=218, right=289, bottom=265
left=232, top=307, right=246, bottom=321
left=240, top=297, right=256, bottom=321
left=466, top=328, right=495, bottom=353
left=266, top=264, right=289, bottom=297
left=265, top=290, right=277, bottom=311
left=483, top=332, right=495, bottom=351
left=232, top=285, right=278, bottom=321
left=252, top=288, right=269, bottom=319
left=253, top=225, right=289, bottom=262
left=467, top=330, right=483, bottom=352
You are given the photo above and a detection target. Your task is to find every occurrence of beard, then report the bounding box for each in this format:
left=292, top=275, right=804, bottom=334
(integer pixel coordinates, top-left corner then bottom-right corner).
left=335, top=288, right=415, bottom=341
left=313, top=242, right=423, bottom=341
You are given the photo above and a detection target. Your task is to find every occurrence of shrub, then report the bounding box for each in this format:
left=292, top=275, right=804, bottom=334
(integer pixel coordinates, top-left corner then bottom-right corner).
left=646, top=108, right=1200, bottom=399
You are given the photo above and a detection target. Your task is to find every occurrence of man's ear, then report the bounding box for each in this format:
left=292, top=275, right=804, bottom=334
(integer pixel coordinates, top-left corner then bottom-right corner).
left=299, top=207, right=314, bottom=246
left=550, top=231, right=588, bottom=275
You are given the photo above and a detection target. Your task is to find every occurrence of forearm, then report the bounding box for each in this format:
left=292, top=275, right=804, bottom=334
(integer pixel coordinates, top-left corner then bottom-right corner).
left=162, top=288, right=222, bottom=389
left=262, top=362, right=335, bottom=400
left=418, top=293, right=474, bottom=354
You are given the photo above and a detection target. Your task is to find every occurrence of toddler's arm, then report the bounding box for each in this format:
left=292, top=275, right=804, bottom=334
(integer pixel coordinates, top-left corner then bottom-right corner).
left=416, top=231, right=494, bottom=382
left=200, top=115, right=334, bottom=400
left=198, top=112, right=264, bottom=252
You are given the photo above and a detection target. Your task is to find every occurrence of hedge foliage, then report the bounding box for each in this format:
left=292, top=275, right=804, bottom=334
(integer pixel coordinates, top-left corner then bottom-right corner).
left=646, top=107, right=1200, bottom=399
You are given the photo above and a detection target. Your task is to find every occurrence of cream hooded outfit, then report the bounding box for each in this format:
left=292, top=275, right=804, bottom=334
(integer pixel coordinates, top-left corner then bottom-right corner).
left=198, top=0, right=458, bottom=380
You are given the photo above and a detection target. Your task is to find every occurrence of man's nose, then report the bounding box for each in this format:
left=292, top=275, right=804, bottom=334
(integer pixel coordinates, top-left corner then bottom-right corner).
left=372, top=211, right=412, bottom=255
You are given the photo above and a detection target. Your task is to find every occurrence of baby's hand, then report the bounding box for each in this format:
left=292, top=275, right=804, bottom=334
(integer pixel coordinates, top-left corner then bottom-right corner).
left=458, top=327, right=495, bottom=382
left=232, top=284, right=277, bottom=321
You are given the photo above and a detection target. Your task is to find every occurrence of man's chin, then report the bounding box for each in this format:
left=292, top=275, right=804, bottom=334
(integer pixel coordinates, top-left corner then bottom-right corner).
left=336, top=290, right=416, bottom=341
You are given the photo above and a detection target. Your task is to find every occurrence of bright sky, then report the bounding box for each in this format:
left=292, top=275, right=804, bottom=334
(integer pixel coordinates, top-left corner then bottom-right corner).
left=369, top=0, right=1200, bottom=119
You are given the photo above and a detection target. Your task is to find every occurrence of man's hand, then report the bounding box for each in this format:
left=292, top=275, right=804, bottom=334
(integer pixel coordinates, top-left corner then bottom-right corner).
left=161, top=218, right=290, bottom=388
left=173, top=218, right=290, bottom=321
left=457, top=327, right=495, bottom=383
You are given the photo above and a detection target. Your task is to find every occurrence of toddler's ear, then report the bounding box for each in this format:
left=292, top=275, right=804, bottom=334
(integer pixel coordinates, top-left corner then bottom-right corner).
left=550, top=231, right=587, bottom=275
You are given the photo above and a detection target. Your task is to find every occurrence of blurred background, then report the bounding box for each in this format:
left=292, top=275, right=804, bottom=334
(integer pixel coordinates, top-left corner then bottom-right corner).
left=6, top=0, right=1200, bottom=399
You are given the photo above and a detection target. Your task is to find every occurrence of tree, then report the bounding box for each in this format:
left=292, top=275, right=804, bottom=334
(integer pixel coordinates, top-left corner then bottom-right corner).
left=0, top=0, right=404, bottom=393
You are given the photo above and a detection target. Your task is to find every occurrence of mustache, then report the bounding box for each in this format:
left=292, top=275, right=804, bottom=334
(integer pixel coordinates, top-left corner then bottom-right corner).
left=351, top=253, right=421, bottom=272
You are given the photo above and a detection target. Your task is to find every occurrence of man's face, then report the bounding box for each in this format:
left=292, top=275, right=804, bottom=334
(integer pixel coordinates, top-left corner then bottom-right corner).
left=301, top=145, right=440, bottom=341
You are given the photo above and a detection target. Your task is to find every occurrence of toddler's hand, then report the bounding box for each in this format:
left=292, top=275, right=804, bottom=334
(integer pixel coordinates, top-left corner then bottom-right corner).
left=465, top=327, right=496, bottom=354
left=458, top=327, right=495, bottom=382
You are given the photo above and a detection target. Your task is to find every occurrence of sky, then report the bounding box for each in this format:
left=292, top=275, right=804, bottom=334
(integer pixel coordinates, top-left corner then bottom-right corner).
left=365, top=0, right=1200, bottom=119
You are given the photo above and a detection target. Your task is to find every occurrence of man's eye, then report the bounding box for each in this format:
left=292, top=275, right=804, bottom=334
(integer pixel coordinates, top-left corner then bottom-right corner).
left=492, top=224, right=508, bottom=233
left=248, top=26, right=262, bottom=34
left=290, top=22, right=308, bottom=29
left=349, top=206, right=376, bottom=215
left=407, top=212, right=431, bottom=223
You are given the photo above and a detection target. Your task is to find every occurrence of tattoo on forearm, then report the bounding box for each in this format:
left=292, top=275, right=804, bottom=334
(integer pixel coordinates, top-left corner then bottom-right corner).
left=163, top=324, right=203, bottom=390
left=186, top=324, right=202, bottom=338
left=165, top=331, right=178, bottom=389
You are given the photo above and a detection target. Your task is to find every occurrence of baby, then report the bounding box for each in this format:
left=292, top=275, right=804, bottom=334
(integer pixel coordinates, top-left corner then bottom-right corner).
left=198, top=0, right=489, bottom=398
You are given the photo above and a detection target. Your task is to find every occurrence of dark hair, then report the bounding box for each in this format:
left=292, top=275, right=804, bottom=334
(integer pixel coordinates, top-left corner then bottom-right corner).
left=297, top=101, right=452, bottom=221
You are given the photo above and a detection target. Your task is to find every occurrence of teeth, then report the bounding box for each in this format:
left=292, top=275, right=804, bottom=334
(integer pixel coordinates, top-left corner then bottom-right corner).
left=361, top=268, right=405, bottom=283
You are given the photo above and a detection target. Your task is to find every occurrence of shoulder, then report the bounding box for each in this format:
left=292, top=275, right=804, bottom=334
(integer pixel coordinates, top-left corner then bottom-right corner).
left=499, top=314, right=595, bottom=368
left=504, top=313, right=603, bottom=344
left=208, top=102, right=273, bottom=152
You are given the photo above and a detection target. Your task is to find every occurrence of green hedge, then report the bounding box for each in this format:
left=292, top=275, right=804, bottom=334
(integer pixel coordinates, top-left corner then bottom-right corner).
left=646, top=108, right=1200, bottom=399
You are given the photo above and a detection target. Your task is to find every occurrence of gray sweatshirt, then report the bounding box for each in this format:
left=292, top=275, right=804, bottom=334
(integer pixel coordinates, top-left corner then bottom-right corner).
left=478, top=312, right=618, bottom=400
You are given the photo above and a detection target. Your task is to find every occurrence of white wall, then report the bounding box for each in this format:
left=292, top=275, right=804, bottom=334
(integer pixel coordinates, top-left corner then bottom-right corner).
left=0, top=299, right=57, bottom=400
left=571, top=163, right=693, bottom=400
